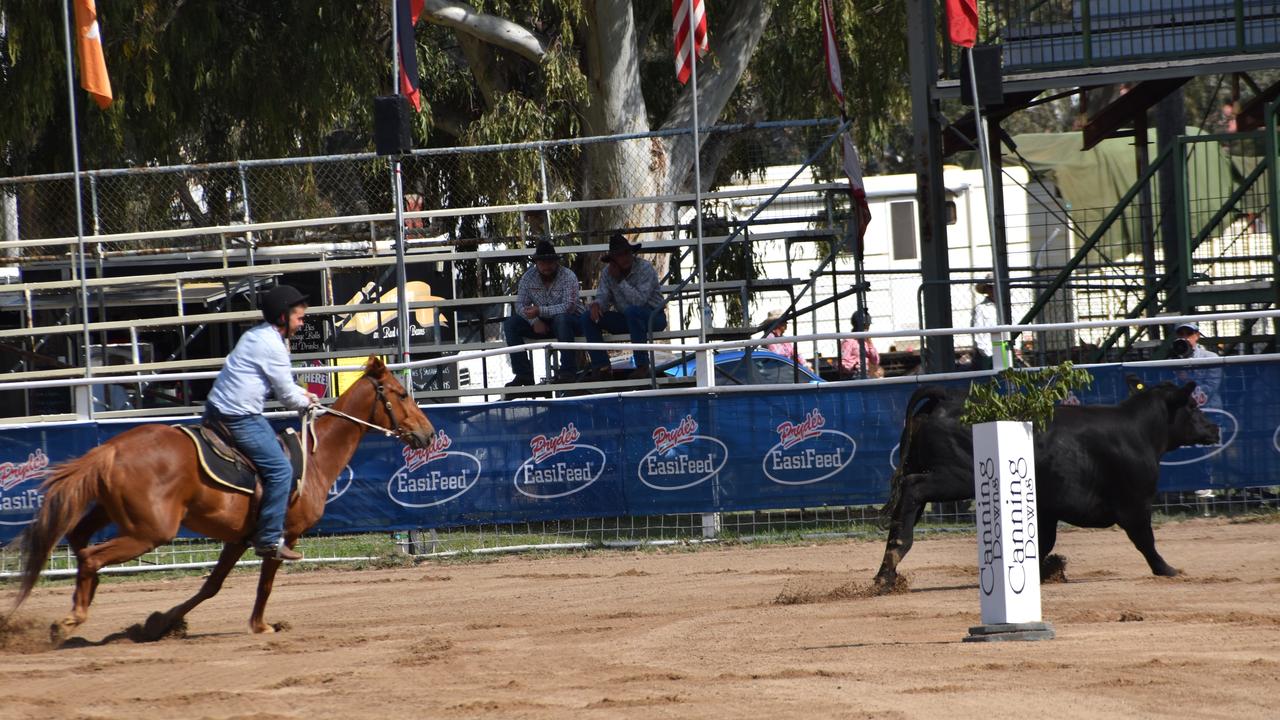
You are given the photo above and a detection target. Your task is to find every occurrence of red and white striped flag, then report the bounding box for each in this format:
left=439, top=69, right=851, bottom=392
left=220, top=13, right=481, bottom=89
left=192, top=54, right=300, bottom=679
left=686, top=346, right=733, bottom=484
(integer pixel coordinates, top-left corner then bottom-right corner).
left=842, top=131, right=871, bottom=261
left=673, top=0, right=708, bottom=85
left=820, top=0, right=843, bottom=107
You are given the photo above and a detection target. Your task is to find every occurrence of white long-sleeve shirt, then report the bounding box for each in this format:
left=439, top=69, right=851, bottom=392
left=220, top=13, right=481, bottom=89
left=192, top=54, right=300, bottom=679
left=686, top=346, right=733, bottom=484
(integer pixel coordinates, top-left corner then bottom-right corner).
left=971, top=299, right=997, bottom=357
left=207, top=323, right=310, bottom=415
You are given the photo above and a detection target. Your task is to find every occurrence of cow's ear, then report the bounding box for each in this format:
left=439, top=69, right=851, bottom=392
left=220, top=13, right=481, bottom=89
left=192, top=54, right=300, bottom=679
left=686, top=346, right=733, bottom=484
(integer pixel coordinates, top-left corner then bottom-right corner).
left=1179, top=381, right=1197, bottom=399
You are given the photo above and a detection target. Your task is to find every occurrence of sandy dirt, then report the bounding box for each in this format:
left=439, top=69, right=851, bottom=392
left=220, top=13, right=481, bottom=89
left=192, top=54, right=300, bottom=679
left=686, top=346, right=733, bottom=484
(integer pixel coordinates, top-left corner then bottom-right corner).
left=1, top=517, right=1278, bottom=720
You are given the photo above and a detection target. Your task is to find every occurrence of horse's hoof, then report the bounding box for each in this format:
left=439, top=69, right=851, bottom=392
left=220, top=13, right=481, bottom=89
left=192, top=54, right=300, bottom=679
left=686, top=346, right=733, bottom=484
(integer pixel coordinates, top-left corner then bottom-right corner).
left=1155, top=566, right=1180, bottom=578
left=49, top=619, right=76, bottom=645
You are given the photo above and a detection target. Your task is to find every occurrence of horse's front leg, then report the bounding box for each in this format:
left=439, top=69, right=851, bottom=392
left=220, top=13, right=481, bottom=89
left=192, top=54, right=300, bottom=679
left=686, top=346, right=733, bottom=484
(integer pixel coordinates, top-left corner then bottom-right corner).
left=143, top=542, right=248, bottom=640
left=248, top=546, right=291, bottom=634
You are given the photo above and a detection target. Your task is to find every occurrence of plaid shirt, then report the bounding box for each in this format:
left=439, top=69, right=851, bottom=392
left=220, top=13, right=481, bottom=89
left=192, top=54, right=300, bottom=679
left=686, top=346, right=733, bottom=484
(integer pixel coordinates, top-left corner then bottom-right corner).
left=514, top=265, right=581, bottom=324
left=595, top=257, right=663, bottom=311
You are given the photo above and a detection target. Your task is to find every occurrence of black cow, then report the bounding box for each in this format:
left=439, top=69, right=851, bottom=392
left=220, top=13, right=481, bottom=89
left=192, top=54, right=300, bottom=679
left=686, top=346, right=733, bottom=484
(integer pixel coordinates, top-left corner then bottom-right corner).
left=872, top=380, right=1221, bottom=592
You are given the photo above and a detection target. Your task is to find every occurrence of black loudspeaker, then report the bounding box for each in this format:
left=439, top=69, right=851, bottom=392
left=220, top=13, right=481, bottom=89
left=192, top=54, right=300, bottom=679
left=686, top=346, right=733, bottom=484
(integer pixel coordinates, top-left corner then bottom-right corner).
left=959, top=45, right=1004, bottom=109
left=373, top=95, right=413, bottom=156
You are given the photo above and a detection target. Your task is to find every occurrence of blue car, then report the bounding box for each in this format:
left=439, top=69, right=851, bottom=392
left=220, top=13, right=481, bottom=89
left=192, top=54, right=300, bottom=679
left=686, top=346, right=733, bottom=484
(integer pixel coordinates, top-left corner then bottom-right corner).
left=656, top=348, right=824, bottom=386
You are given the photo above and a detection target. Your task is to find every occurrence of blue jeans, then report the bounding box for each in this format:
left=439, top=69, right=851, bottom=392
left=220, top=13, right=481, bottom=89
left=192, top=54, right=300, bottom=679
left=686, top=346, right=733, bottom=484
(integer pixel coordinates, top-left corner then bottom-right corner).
left=503, top=313, right=578, bottom=377
left=580, top=305, right=666, bottom=369
left=217, top=412, right=293, bottom=549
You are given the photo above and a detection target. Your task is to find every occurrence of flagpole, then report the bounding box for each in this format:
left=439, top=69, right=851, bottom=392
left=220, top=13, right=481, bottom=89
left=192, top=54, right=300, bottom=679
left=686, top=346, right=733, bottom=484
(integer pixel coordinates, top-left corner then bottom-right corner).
left=687, top=0, right=707, bottom=344
left=966, top=46, right=1009, bottom=369
left=390, top=0, right=412, bottom=386
left=61, top=0, right=95, bottom=419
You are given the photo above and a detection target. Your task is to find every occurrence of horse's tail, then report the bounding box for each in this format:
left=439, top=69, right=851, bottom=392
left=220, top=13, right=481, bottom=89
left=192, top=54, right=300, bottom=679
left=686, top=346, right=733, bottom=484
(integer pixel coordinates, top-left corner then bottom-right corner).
left=10, top=445, right=114, bottom=612
left=879, top=385, right=951, bottom=527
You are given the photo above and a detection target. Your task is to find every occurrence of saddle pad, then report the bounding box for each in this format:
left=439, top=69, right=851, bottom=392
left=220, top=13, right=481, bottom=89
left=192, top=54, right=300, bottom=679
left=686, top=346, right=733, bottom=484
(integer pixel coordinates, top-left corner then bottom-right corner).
left=178, top=425, right=306, bottom=495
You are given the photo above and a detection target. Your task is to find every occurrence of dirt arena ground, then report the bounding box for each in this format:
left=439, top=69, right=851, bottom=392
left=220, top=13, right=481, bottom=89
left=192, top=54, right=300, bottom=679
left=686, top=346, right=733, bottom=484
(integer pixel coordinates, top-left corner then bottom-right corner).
left=1, top=517, right=1277, bottom=719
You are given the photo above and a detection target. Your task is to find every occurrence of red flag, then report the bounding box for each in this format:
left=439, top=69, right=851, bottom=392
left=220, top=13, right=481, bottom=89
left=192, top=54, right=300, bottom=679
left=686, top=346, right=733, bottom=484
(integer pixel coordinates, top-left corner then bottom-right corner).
left=73, top=0, right=112, bottom=109
left=841, top=131, right=871, bottom=261
left=820, top=0, right=844, bottom=107
left=673, top=0, right=708, bottom=85
left=397, top=0, right=425, bottom=111
left=946, top=0, right=978, bottom=48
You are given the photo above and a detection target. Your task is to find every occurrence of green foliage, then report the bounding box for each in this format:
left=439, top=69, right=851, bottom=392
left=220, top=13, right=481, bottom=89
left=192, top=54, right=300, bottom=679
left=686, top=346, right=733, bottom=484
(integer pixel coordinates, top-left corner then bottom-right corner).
left=960, top=362, right=1092, bottom=431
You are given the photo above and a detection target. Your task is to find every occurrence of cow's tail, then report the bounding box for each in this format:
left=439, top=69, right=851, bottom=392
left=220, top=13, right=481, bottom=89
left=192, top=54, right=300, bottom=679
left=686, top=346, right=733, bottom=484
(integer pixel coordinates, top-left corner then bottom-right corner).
left=879, top=386, right=951, bottom=528
left=9, top=446, right=113, bottom=613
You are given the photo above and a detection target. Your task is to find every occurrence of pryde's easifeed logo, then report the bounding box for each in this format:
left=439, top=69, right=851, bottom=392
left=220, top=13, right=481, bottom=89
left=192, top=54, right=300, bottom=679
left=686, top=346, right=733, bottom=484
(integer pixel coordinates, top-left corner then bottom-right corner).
left=388, top=430, right=481, bottom=508
left=0, top=449, right=49, bottom=525
left=515, top=423, right=605, bottom=499
left=637, top=415, right=728, bottom=491
left=762, top=409, right=855, bottom=485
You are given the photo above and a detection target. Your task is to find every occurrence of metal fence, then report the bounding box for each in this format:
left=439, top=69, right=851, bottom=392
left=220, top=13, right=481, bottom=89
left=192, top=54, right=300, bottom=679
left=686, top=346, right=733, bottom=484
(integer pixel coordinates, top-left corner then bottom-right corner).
left=975, top=0, right=1280, bottom=74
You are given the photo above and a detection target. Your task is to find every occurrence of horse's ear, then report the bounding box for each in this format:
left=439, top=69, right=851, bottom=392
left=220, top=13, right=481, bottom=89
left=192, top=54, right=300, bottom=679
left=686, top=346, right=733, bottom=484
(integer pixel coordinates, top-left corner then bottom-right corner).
left=365, top=355, right=386, bottom=376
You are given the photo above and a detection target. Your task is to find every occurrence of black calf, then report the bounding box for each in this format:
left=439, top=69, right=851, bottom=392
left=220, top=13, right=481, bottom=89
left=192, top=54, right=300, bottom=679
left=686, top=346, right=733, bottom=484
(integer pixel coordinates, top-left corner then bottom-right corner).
left=872, top=380, right=1220, bottom=591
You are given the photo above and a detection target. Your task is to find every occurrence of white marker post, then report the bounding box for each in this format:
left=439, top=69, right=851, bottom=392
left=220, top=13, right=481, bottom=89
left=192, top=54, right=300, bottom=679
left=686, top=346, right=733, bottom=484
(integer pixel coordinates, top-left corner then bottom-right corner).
left=966, top=420, right=1054, bottom=642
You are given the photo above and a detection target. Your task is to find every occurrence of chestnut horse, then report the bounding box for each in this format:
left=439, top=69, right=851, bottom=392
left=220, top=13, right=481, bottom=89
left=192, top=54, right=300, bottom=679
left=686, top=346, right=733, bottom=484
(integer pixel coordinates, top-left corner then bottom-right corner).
left=10, top=356, right=433, bottom=640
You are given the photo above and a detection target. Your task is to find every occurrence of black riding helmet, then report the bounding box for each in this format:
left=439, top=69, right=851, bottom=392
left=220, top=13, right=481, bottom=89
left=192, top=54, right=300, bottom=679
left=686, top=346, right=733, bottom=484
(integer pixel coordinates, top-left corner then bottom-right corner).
left=260, top=284, right=308, bottom=326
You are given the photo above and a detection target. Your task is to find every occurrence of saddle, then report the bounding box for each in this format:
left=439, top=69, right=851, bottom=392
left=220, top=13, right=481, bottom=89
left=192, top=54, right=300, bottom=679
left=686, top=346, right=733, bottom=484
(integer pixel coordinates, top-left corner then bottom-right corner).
left=178, top=420, right=307, bottom=497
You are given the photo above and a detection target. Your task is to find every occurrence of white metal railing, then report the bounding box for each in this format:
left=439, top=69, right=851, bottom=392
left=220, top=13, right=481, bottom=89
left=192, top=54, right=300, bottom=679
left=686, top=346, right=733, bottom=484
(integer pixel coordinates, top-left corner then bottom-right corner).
left=2, top=308, right=1274, bottom=424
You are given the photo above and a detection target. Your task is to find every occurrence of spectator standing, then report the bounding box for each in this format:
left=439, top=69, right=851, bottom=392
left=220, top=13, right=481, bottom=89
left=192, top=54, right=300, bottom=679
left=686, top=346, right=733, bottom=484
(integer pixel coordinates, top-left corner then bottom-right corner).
left=840, top=309, right=882, bottom=379
left=580, top=233, right=667, bottom=381
left=503, top=240, right=582, bottom=386
left=970, top=276, right=997, bottom=370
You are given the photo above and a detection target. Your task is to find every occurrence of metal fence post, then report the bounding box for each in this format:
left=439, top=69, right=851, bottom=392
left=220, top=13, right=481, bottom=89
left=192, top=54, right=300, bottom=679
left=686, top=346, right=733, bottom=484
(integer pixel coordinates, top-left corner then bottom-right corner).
left=696, top=345, right=719, bottom=539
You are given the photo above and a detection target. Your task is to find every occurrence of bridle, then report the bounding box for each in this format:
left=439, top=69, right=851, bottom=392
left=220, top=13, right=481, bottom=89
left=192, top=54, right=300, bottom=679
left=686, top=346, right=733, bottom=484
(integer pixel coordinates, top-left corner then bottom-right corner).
left=312, top=375, right=414, bottom=443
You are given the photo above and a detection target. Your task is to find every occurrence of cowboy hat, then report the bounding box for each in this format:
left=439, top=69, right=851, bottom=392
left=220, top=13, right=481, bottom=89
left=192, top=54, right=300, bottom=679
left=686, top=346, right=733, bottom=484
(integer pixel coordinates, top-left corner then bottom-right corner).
left=602, top=233, right=641, bottom=263
left=530, top=239, right=559, bottom=262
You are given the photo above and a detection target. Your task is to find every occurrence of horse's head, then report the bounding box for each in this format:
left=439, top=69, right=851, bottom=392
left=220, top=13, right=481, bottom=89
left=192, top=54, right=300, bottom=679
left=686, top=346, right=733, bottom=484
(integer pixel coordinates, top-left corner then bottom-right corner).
left=362, top=355, right=435, bottom=449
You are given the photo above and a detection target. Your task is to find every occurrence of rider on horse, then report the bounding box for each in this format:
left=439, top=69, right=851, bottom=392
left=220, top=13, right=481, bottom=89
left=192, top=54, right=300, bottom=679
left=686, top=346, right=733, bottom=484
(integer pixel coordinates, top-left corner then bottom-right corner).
left=205, top=284, right=318, bottom=561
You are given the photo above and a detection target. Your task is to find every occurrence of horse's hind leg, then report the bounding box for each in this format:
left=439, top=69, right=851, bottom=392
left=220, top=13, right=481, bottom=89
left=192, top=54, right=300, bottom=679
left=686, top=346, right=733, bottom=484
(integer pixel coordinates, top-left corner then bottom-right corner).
left=64, top=506, right=110, bottom=626
left=143, top=542, right=248, bottom=640
left=54, top=535, right=157, bottom=642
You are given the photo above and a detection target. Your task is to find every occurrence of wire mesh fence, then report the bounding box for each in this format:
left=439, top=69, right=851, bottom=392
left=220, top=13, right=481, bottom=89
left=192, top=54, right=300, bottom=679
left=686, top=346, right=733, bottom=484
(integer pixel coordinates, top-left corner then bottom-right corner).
left=0, top=120, right=844, bottom=258
left=4, top=493, right=1276, bottom=581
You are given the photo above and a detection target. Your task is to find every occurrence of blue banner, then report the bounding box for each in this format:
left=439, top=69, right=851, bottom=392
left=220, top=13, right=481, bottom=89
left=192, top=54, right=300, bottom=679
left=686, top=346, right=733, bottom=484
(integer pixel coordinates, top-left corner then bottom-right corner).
left=1, top=359, right=1276, bottom=543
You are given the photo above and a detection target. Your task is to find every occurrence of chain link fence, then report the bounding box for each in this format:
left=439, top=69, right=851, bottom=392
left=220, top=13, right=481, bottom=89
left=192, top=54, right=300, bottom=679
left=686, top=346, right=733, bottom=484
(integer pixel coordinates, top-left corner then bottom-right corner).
left=5, top=494, right=1275, bottom=579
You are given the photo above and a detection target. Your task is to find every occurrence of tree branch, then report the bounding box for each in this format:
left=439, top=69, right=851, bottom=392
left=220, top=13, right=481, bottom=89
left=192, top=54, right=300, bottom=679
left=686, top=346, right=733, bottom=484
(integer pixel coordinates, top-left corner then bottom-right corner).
left=422, top=0, right=547, bottom=63
left=456, top=32, right=509, bottom=110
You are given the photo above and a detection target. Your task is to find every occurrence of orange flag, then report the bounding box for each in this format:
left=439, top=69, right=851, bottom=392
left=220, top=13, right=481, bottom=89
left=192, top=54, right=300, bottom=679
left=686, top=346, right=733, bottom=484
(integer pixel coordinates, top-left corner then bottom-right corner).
left=72, top=0, right=112, bottom=109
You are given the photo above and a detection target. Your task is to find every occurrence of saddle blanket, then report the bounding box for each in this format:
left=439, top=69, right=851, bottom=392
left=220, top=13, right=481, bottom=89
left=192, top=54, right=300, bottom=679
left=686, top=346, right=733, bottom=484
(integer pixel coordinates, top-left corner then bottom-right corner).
left=177, top=424, right=306, bottom=496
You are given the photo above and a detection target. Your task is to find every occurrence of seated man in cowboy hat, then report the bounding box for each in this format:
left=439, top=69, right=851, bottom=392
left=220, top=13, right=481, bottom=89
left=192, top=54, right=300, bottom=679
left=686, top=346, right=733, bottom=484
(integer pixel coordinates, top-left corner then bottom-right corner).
left=503, top=239, right=583, bottom=386
left=580, top=233, right=667, bottom=381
